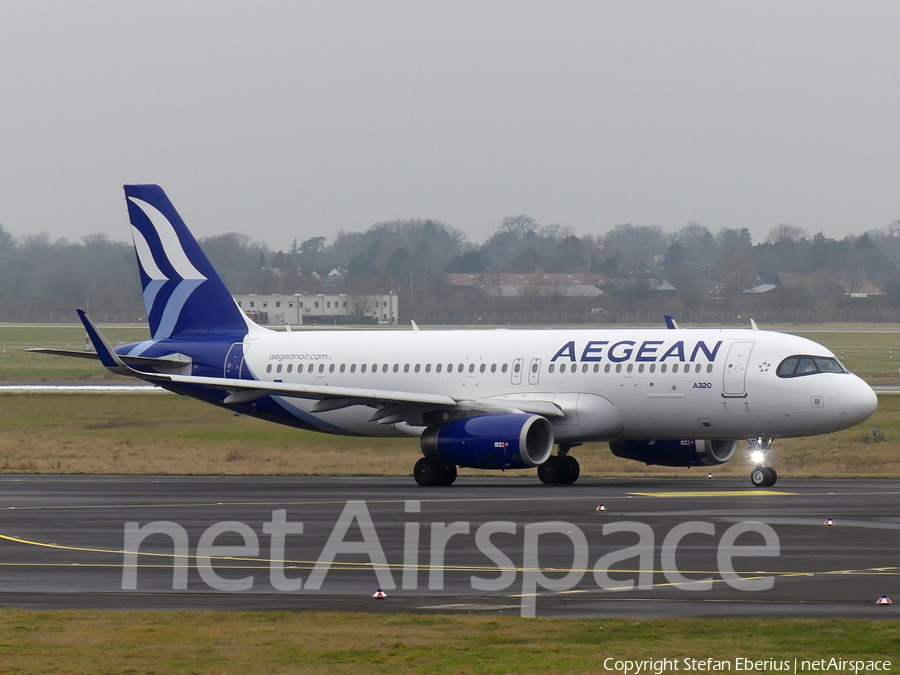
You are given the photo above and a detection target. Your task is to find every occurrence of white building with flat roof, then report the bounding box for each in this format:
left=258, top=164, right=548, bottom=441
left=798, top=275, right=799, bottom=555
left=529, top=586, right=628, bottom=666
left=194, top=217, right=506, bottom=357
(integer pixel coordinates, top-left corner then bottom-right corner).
left=233, top=293, right=398, bottom=325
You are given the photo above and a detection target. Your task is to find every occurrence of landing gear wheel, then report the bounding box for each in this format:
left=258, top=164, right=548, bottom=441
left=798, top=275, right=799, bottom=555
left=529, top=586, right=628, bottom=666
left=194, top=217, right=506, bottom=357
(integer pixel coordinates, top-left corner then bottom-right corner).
left=558, top=456, right=581, bottom=485
left=414, top=457, right=441, bottom=486
left=750, top=466, right=777, bottom=488
left=537, top=456, right=560, bottom=484
left=750, top=466, right=767, bottom=488
left=438, top=463, right=458, bottom=486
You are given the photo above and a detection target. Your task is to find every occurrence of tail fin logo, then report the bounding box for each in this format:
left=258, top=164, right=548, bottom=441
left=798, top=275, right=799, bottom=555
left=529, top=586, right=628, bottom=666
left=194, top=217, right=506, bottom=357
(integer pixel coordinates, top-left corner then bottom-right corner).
left=128, top=196, right=207, bottom=341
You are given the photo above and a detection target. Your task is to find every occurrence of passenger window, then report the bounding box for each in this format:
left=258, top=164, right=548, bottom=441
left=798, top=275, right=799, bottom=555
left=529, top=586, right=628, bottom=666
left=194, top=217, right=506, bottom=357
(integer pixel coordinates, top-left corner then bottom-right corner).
left=582, top=364, right=588, bottom=373
left=480, top=364, right=486, bottom=373
left=673, top=364, right=679, bottom=373
left=638, top=364, right=644, bottom=373
left=593, top=364, right=599, bottom=373
left=393, top=364, right=400, bottom=373
left=560, top=364, right=566, bottom=373
left=695, top=363, right=701, bottom=373
left=458, top=364, right=464, bottom=373
left=329, top=364, right=335, bottom=373
left=604, top=364, right=610, bottom=373
left=549, top=364, right=555, bottom=373
left=626, top=364, right=633, bottom=373
left=424, top=364, right=430, bottom=373
left=382, top=364, right=389, bottom=373
left=490, top=364, right=497, bottom=373
left=436, top=364, right=442, bottom=373
left=469, top=364, right=475, bottom=373
left=340, top=364, right=346, bottom=373
left=502, top=364, right=508, bottom=373
left=615, top=364, right=622, bottom=373
left=514, top=363, right=521, bottom=373
left=531, top=363, right=538, bottom=373
left=318, top=364, right=324, bottom=373
left=361, top=364, right=367, bottom=373
left=706, top=364, right=713, bottom=373
left=350, top=364, right=356, bottom=373
left=649, top=364, right=656, bottom=373
left=286, top=364, right=293, bottom=373
left=266, top=364, right=272, bottom=373
left=661, top=363, right=667, bottom=373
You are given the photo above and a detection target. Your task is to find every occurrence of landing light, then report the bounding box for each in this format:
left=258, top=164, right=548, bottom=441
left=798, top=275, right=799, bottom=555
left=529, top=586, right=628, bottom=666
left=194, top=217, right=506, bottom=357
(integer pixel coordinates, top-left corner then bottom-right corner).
left=750, top=450, right=766, bottom=465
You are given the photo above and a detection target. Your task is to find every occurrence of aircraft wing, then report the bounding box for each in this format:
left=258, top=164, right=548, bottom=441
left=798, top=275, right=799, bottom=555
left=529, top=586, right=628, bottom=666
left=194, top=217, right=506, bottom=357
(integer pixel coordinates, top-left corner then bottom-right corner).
left=75, top=309, right=563, bottom=422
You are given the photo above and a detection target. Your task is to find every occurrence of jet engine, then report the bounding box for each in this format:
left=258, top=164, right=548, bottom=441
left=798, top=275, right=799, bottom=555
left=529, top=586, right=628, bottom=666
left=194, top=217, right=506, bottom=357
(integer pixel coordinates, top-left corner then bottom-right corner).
left=608, top=439, right=739, bottom=467
left=420, top=413, right=554, bottom=470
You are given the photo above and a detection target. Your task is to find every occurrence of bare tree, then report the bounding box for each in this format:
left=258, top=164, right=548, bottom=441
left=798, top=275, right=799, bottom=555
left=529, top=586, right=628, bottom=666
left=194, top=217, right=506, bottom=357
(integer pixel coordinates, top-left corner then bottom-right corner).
left=765, top=224, right=809, bottom=244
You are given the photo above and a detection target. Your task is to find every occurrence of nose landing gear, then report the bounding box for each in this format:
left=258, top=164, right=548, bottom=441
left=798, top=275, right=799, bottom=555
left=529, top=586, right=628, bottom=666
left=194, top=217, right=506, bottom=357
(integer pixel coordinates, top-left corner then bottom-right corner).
left=748, top=437, right=777, bottom=487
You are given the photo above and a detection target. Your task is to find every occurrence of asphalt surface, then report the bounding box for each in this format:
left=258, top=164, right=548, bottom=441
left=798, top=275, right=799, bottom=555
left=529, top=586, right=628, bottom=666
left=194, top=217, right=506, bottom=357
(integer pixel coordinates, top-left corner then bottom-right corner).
left=1, top=475, right=899, bottom=619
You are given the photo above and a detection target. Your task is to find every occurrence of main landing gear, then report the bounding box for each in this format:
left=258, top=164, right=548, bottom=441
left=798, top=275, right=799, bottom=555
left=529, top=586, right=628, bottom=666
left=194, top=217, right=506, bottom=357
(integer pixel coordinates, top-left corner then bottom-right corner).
left=413, top=457, right=457, bottom=486
left=537, top=444, right=581, bottom=485
left=748, top=437, right=777, bottom=488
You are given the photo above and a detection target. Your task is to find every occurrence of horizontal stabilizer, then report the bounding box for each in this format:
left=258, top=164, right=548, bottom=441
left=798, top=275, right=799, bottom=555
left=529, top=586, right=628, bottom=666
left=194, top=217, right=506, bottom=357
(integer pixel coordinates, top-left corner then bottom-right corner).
left=28, top=348, right=192, bottom=373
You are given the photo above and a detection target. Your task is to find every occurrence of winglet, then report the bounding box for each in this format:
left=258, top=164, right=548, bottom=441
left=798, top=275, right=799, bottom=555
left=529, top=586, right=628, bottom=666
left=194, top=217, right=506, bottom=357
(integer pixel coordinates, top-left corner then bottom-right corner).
left=750, top=318, right=759, bottom=331
left=664, top=315, right=679, bottom=330
left=411, top=320, right=420, bottom=332
left=76, top=309, right=132, bottom=375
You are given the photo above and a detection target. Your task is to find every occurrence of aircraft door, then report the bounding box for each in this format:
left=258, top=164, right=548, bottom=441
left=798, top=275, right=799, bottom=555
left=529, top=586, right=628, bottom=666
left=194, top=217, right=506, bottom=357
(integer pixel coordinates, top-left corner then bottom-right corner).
left=511, top=358, right=524, bottom=385
left=528, top=358, right=541, bottom=385
left=722, top=341, right=754, bottom=397
left=224, top=342, right=244, bottom=379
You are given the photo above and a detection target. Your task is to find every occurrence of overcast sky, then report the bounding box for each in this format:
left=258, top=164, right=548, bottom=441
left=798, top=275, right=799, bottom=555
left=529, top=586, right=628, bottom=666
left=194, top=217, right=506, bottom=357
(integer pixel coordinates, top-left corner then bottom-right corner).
left=1, top=1, right=899, bottom=250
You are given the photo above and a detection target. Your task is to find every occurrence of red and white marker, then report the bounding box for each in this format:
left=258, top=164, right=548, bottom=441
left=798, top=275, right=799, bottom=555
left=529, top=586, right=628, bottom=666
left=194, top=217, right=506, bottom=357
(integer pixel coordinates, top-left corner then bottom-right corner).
left=595, top=505, right=607, bottom=512
left=373, top=589, right=388, bottom=599
left=824, top=518, right=835, bottom=527
left=707, top=472, right=715, bottom=479
left=876, top=595, right=892, bottom=606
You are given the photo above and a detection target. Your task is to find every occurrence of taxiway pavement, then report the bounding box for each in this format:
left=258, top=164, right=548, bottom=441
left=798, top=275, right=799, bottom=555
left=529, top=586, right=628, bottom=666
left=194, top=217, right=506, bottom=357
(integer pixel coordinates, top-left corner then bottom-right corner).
left=1, top=475, right=898, bottom=618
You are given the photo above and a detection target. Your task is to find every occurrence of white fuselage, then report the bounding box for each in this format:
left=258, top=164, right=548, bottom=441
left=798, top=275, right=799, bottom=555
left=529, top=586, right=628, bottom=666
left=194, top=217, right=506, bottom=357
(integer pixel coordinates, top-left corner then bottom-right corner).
left=239, top=327, right=877, bottom=442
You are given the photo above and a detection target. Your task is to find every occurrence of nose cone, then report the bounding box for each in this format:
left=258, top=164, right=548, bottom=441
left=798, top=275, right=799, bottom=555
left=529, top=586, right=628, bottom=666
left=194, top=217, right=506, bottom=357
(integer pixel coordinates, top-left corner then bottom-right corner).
left=839, top=376, right=878, bottom=427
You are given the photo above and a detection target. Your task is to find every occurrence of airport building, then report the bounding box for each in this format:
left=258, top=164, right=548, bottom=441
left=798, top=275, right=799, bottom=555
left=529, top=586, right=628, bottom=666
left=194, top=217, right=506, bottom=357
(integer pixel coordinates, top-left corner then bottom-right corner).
left=233, top=293, right=398, bottom=325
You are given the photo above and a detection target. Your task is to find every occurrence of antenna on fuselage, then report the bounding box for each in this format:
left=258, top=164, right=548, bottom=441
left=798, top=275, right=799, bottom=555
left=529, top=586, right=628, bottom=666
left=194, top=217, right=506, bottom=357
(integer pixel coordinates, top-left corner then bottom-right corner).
left=750, top=319, right=759, bottom=331
left=411, top=320, right=420, bottom=332
left=664, top=315, right=679, bottom=330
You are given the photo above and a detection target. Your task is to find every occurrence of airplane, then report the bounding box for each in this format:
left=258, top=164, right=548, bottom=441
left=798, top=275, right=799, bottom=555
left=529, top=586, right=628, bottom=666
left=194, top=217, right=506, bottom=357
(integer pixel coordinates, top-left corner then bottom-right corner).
left=36, top=185, right=878, bottom=488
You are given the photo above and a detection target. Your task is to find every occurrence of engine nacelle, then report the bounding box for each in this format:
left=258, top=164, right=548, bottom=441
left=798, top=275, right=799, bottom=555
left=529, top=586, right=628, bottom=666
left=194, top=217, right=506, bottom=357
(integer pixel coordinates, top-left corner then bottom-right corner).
left=608, top=439, right=739, bottom=467
left=420, top=413, right=554, bottom=470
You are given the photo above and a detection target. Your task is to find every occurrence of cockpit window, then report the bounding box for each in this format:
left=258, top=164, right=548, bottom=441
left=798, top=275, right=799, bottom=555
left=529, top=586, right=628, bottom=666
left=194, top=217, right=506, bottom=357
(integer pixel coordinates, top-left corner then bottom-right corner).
left=776, top=355, right=847, bottom=378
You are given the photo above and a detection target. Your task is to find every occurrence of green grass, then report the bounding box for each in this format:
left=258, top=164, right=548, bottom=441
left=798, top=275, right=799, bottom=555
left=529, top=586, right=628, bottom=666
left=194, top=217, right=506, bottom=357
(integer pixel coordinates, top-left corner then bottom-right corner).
left=0, top=324, right=148, bottom=382
left=0, top=393, right=897, bottom=477
left=0, top=611, right=897, bottom=674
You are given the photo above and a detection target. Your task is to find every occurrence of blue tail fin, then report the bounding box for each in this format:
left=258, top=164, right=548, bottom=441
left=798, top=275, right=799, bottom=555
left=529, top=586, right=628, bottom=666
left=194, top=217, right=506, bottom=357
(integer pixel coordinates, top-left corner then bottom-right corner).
left=124, top=185, right=253, bottom=340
